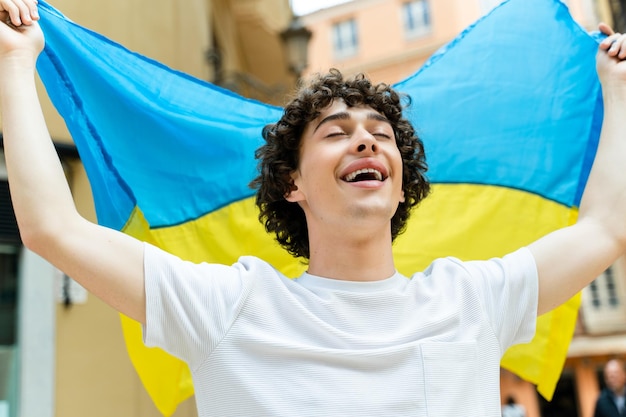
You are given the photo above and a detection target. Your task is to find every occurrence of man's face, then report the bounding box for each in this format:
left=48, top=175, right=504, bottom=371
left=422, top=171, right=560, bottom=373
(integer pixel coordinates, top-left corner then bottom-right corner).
left=286, top=99, right=405, bottom=236
left=605, top=361, right=626, bottom=393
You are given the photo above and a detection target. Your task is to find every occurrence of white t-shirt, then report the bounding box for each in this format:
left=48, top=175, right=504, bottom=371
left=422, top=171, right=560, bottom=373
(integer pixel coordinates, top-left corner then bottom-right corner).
left=143, top=243, right=538, bottom=417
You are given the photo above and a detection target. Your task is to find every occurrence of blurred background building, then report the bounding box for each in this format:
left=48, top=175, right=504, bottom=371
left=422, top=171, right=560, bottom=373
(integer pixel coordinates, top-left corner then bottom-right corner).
left=0, top=0, right=624, bottom=416
left=299, top=0, right=602, bottom=83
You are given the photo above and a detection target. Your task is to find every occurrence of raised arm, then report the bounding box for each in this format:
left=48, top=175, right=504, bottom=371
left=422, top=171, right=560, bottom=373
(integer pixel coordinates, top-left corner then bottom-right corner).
left=530, top=23, right=626, bottom=315
left=0, top=1, right=146, bottom=323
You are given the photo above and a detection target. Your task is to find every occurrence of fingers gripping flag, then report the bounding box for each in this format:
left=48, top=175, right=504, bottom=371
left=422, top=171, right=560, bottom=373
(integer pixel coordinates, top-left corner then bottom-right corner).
left=36, top=0, right=602, bottom=414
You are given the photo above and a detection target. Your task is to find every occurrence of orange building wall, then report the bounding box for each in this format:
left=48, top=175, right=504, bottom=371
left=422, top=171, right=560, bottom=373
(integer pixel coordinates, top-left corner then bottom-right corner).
left=302, top=0, right=600, bottom=84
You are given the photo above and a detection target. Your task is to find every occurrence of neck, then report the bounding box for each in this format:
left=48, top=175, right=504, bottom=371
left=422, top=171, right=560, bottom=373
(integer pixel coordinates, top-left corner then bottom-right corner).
left=306, top=224, right=396, bottom=282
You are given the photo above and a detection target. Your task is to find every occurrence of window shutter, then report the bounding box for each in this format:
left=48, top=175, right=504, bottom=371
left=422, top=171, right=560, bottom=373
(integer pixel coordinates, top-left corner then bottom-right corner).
left=0, top=181, right=20, bottom=246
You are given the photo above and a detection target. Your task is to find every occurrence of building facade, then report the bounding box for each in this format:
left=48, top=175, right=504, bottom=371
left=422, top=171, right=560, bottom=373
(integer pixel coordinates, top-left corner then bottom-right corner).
left=300, top=1, right=624, bottom=417
left=0, top=0, right=295, bottom=416
left=301, top=0, right=604, bottom=84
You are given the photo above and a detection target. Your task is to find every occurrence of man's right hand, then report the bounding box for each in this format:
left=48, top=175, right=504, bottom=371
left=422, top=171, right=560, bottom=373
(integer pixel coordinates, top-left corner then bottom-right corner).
left=0, top=0, right=42, bottom=66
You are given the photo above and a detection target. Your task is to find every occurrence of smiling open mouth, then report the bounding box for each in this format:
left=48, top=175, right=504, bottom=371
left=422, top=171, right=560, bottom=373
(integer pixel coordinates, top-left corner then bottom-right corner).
left=343, top=168, right=385, bottom=182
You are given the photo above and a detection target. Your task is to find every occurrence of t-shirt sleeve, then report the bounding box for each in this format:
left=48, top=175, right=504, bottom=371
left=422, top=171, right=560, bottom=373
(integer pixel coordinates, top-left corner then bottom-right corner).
left=463, top=247, right=538, bottom=352
left=142, top=242, right=250, bottom=369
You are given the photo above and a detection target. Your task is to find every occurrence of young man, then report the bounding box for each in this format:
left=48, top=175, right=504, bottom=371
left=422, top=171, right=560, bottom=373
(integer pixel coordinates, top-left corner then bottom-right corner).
left=2, top=0, right=626, bottom=415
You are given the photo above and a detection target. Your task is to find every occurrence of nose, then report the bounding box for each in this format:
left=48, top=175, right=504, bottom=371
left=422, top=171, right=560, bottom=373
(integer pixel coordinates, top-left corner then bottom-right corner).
left=354, top=129, right=378, bottom=153
left=357, top=143, right=377, bottom=152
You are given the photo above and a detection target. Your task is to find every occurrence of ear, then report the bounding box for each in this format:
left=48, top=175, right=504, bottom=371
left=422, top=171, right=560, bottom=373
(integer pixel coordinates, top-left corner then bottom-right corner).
left=285, top=186, right=304, bottom=202
left=285, top=171, right=305, bottom=202
left=399, top=189, right=405, bottom=203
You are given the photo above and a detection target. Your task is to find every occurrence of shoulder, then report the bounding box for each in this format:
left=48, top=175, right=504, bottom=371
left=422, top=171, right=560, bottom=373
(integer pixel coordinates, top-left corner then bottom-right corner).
left=416, top=247, right=536, bottom=286
left=143, top=242, right=288, bottom=287
left=410, top=248, right=538, bottom=344
left=597, top=388, right=614, bottom=401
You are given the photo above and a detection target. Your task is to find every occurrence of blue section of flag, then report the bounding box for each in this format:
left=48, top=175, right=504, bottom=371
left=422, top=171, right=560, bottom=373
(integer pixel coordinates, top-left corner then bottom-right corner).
left=395, top=0, right=602, bottom=207
left=36, top=0, right=282, bottom=230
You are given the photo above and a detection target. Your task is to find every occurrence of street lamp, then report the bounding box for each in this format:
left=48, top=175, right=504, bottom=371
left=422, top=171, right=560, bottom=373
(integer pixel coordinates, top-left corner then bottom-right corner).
left=280, top=16, right=312, bottom=81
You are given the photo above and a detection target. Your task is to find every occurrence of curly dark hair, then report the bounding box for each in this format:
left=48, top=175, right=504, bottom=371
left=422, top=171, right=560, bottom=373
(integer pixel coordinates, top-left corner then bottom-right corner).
left=249, top=69, right=430, bottom=259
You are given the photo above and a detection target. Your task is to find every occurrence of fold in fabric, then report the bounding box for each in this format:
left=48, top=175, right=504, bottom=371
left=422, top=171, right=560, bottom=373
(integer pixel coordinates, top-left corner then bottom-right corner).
left=35, top=0, right=602, bottom=414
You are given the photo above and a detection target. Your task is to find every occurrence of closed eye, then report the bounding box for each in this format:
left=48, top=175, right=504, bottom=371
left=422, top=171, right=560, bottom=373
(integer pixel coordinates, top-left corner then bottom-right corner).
left=373, top=132, right=392, bottom=139
left=325, top=131, right=347, bottom=138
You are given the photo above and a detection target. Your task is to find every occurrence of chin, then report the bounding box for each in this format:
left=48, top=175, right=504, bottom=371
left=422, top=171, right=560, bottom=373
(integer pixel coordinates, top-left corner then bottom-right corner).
left=348, top=204, right=396, bottom=222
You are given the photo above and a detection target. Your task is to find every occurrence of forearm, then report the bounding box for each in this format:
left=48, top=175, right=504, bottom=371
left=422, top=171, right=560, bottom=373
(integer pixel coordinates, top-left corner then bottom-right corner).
left=531, top=33, right=626, bottom=315
left=1, top=61, right=147, bottom=322
left=0, top=4, right=147, bottom=322
left=535, top=82, right=626, bottom=310
left=577, top=87, right=626, bottom=248
left=0, top=60, right=80, bottom=250
left=577, top=29, right=626, bottom=249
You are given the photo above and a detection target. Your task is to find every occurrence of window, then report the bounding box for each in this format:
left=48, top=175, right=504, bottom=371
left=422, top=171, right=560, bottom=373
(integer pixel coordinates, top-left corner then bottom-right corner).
left=403, top=0, right=431, bottom=38
left=581, top=259, right=626, bottom=334
left=0, top=246, right=19, bottom=417
left=588, top=266, right=621, bottom=310
left=589, top=266, right=619, bottom=308
left=0, top=177, right=21, bottom=417
left=332, top=18, right=358, bottom=59
left=0, top=248, right=19, bottom=346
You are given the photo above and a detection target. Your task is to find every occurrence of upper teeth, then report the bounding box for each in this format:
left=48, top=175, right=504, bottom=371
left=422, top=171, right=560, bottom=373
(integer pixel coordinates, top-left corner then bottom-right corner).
left=344, top=168, right=383, bottom=182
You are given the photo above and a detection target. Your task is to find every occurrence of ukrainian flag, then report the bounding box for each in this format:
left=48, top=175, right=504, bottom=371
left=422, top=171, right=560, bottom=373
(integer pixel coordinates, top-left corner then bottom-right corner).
left=36, top=0, right=602, bottom=415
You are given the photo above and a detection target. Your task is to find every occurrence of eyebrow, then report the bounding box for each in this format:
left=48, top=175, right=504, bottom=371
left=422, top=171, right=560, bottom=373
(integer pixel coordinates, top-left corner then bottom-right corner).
left=313, top=111, right=391, bottom=132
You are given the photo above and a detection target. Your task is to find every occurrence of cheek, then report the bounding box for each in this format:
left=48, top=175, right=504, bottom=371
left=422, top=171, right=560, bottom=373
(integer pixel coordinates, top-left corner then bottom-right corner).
left=393, top=150, right=405, bottom=200
left=391, top=146, right=404, bottom=168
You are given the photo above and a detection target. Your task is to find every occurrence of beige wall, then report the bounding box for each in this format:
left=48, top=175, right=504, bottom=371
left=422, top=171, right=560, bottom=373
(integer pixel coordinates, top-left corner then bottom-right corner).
left=48, top=0, right=212, bottom=78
